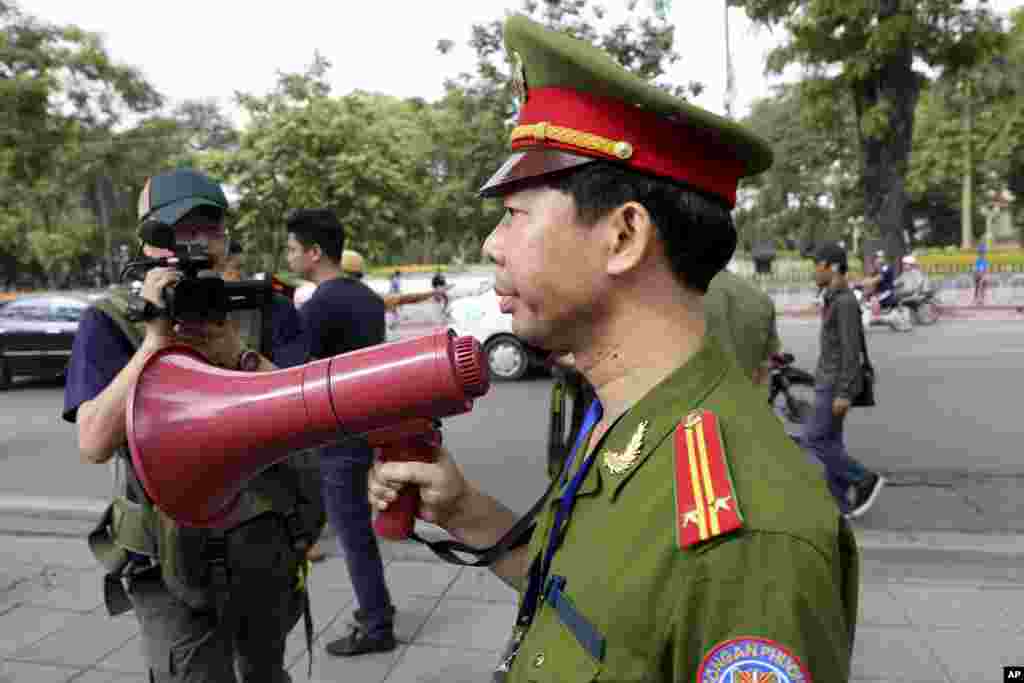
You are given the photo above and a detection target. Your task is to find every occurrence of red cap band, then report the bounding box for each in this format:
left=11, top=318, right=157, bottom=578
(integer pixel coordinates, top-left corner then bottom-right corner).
left=515, top=87, right=746, bottom=206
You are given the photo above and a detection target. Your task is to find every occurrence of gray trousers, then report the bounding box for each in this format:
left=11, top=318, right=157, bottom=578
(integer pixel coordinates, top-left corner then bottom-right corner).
left=801, top=385, right=872, bottom=513
left=127, top=534, right=304, bottom=682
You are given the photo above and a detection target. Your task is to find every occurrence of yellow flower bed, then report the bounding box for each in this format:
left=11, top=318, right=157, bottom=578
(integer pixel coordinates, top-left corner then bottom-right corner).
left=367, top=264, right=449, bottom=276
left=916, top=250, right=1024, bottom=268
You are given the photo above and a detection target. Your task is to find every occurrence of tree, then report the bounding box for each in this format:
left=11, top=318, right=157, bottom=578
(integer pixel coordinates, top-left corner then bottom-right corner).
left=907, top=7, right=1024, bottom=246
left=736, top=83, right=861, bottom=252
left=1, top=1, right=162, bottom=287
left=732, top=0, right=1007, bottom=264
left=173, top=98, right=239, bottom=152
left=206, top=55, right=433, bottom=273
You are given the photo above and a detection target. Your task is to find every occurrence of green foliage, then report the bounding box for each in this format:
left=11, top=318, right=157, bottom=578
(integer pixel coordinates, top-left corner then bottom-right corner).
left=0, top=1, right=176, bottom=287
left=206, top=55, right=435, bottom=273
left=735, top=82, right=861, bottom=252
left=7, top=0, right=1023, bottom=288
left=732, top=0, right=1009, bottom=258
left=907, top=9, right=1024, bottom=245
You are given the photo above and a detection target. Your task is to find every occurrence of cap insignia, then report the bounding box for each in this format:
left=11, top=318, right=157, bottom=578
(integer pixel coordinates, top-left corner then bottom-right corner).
left=511, top=50, right=528, bottom=106
left=603, top=420, right=648, bottom=475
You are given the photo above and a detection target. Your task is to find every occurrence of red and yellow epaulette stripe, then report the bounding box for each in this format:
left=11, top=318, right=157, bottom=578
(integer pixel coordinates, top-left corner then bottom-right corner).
left=673, top=410, right=743, bottom=549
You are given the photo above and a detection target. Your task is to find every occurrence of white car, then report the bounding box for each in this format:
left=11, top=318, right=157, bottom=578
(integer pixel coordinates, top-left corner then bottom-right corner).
left=447, top=288, right=543, bottom=381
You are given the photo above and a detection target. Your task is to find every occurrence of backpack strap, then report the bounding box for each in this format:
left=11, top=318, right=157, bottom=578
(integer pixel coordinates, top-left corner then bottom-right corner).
left=86, top=290, right=155, bottom=615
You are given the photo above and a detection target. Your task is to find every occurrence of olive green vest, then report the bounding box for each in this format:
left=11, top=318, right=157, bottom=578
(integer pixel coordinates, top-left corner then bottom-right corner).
left=87, top=286, right=325, bottom=616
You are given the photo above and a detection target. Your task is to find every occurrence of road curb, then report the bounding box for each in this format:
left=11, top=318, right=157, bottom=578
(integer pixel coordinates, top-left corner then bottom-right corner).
left=0, top=494, right=106, bottom=520
left=854, top=528, right=1024, bottom=562
left=2, top=495, right=1021, bottom=564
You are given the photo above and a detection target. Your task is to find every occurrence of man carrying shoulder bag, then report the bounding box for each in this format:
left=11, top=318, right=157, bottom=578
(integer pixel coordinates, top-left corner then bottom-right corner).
left=805, top=242, right=885, bottom=520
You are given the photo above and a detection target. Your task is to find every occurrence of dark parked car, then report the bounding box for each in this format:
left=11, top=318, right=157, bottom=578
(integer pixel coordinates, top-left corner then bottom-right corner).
left=0, top=293, right=95, bottom=389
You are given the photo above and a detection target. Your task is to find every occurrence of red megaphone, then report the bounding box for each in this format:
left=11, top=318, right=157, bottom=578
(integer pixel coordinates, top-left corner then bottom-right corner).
left=126, top=329, right=489, bottom=530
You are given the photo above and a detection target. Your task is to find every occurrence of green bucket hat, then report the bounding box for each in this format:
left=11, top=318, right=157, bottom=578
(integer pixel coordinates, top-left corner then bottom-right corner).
left=137, top=168, right=228, bottom=226
left=479, top=15, right=774, bottom=207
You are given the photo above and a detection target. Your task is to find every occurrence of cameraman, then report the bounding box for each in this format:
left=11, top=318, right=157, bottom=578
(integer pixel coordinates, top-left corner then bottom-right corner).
left=63, top=169, right=313, bottom=682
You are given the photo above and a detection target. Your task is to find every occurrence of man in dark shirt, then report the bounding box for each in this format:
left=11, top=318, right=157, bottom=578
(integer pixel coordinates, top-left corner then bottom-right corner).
left=806, top=242, right=885, bottom=518
left=863, top=249, right=896, bottom=310
left=283, top=209, right=396, bottom=657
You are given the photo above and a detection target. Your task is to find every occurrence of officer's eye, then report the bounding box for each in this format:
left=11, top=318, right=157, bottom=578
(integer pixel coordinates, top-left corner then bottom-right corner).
left=502, top=207, right=522, bottom=223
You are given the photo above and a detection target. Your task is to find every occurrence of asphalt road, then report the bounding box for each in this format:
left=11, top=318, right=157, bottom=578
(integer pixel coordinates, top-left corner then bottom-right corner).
left=1, top=319, right=1021, bottom=522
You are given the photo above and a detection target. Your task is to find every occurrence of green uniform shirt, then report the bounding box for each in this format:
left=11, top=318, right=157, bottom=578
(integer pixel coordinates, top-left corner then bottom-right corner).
left=510, top=337, right=857, bottom=682
left=704, top=271, right=781, bottom=382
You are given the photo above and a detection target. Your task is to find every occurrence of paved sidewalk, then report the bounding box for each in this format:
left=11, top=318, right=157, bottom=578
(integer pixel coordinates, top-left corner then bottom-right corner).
left=2, top=529, right=1021, bottom=683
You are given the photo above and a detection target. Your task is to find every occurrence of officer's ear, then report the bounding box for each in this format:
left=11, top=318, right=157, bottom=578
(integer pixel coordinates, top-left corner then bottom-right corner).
left=605, top=200, right=655, bottom=277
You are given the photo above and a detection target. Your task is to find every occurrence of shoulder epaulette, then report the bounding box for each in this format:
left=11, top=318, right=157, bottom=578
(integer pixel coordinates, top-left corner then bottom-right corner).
left=673, top=410, right=744, bottom=549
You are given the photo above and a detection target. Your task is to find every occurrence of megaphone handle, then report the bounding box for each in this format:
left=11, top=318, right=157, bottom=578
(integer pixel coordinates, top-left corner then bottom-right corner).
left=373, top=432, right=441, bottom=540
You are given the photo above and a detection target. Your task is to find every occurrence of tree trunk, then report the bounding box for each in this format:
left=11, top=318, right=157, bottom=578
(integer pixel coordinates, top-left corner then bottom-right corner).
left=960, top=79, right=974, bottom=249
left=94, top=175, right=116, bottom=283
left=852, top=0, right=920, bottom=273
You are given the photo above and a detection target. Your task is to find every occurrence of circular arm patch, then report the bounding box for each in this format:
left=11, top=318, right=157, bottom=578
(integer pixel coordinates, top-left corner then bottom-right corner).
left=697, top=637, right=812, bottom=683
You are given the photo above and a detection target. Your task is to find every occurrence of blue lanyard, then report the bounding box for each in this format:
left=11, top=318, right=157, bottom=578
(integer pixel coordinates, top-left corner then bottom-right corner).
left=519, top=399, right=604, bottom=628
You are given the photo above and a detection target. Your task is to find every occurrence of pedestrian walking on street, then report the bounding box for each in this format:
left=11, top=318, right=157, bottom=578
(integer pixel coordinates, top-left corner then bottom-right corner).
left=387, top=270, right=402, bottom=329
left=284, top=209, right=398, bottom=657
left=973, top=243, right=990, bottom=305
left=369, top=16, right=857, bottom=682
left=807, top=242, right=885, bottom=518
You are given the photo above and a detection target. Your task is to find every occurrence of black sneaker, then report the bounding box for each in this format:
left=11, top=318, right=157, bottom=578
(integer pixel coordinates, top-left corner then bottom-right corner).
left=325, top=624, right=397, bottom=657
left=844, top=473, right=886, bottom=519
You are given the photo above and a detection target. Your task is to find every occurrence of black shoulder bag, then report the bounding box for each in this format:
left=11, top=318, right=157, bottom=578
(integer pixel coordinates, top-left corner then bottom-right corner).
left=851, top=317, right=876, bottom=407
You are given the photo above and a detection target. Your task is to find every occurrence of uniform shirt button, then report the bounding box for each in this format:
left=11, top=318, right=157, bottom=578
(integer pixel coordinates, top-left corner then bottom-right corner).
left=533, top=652, right=545, bottom=668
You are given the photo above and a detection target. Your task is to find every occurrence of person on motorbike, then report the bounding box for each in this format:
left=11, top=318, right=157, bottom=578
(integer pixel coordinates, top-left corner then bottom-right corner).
left=862, top=250, right=896, bottom=311
left=895, top=255, right=928, bottom=297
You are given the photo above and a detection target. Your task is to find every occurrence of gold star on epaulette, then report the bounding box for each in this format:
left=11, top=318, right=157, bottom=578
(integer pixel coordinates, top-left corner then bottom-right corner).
left=603, top=420, right=648, bottom=475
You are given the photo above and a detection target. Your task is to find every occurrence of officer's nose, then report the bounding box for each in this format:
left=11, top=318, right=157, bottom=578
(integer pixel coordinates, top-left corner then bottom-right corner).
left=482, top=228, right=502, bottom=267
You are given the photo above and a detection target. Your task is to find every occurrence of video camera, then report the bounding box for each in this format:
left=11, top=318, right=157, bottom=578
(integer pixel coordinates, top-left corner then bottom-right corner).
left=120, top=219, right=271, bottom=324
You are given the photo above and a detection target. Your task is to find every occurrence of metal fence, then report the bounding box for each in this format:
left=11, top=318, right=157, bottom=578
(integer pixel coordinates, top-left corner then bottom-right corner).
left=741, top=260, right=1024, bottom=286
left=750, top=270, right=1024, bottom=308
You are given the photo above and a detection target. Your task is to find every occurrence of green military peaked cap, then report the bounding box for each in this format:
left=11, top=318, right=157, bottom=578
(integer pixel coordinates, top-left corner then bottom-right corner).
left=480, top=14, right=774, bottom=207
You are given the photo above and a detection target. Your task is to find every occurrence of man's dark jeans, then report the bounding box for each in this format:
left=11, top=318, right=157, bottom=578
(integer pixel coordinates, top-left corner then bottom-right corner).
left=320, top=442, right=394, bottom=636
left=802, top=385, right=872, bottom=513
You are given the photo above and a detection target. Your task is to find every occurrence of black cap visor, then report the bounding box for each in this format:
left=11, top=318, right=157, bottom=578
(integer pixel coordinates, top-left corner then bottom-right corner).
left=478, top=149, right=596, bottom=198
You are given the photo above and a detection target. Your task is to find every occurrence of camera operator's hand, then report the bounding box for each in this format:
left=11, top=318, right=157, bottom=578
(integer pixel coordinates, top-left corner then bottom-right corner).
left=173, top=318, right=244, bottom=369
left=139, top=267, right=179, bottom=352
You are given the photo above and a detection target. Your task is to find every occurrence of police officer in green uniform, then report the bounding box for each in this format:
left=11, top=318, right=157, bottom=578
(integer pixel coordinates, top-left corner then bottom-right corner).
left=369, top=16, right=857, bottom=683
left=63, top=169, right=322, bottom=682
left=705, top=268, right=782, bottom=386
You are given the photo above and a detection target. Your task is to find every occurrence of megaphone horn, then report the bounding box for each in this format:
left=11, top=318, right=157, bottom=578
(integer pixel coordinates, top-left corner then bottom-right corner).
left=126, top=329, right=489, bottom=528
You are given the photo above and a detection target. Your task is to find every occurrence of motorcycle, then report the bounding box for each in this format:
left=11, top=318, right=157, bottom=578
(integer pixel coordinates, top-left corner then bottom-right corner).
left=768, top=352, right=816, bottom=439
left=852, top=285, right=913, bottom=332
left=899, top=287, right=940, bottom=326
